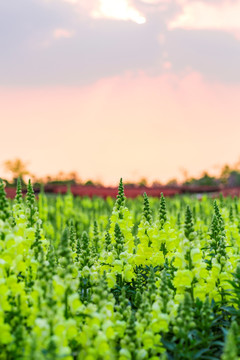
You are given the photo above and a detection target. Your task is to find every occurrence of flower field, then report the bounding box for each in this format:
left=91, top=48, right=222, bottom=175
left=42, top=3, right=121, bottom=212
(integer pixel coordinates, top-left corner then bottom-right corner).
left=1, top=178, right=240, bottom=359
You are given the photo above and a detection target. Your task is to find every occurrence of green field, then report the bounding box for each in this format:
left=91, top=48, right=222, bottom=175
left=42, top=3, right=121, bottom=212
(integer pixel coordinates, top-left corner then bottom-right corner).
left=0, top=178, right=240, bottom=360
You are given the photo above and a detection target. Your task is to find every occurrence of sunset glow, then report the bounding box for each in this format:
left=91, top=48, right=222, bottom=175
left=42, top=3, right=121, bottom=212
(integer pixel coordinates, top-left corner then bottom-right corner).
left=1, top=71, right=240, bottom=184
left=168, top=0, right=240, bottom=38
left=1, top=0, right=239, bottom=184
left=53, top=28, right=75, bottom=39
left=91, top=0, right=146, bottom=24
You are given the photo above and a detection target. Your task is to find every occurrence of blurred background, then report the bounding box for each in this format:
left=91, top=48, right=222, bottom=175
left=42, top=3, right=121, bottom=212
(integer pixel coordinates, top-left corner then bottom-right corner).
left=1, top=0, right=240, bottom=186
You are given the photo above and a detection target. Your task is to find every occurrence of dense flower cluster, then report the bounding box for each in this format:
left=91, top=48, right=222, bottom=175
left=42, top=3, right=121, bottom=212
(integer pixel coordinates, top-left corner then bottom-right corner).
left=1, top=178, right=240, bottom=359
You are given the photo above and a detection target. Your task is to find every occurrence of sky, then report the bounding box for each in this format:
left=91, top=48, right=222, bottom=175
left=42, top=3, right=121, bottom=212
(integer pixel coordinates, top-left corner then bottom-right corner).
left=1, top=0, right=240, bottom=185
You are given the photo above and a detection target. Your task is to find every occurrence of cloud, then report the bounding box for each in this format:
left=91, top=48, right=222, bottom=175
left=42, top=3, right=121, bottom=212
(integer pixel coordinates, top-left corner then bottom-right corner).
left=39, top=28, right=75, bottom=48
left=91, top=0, right=146, bottom=24
left=163, top=61, right=172, bottom=69
left=59, top=0, right=146, bottom=24
left=62, top=0, right=79, bottom=3
left=1, top=0, right=240, bottom=87
left=158, top=33, right=166, bottom=44
left=53, top=28, right=75, bottom=39
left=168, top=0, right=240, bottom=39
left=140, top=0, right=170, bottom=3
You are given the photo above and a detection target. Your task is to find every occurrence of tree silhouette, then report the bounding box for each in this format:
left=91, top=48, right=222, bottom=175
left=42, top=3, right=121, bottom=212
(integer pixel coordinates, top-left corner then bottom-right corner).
left=4, top=158, right=30, bottom=183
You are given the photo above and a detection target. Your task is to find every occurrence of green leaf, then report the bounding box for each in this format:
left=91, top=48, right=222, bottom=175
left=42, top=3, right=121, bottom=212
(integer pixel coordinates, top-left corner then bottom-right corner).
left=193, top=348, right=209, bottom=359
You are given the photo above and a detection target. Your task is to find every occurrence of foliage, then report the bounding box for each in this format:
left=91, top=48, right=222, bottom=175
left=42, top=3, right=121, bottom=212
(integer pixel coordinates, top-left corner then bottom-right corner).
left=4, top=158, right=30, bottom=182
left=0, top=179, right=240, bottom=359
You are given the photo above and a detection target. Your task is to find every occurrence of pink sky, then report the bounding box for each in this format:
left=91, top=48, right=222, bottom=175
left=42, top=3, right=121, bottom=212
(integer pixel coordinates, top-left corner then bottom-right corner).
left=1, top=71, right=240, bottom=185
left=1, top=0, right=240, bottom=185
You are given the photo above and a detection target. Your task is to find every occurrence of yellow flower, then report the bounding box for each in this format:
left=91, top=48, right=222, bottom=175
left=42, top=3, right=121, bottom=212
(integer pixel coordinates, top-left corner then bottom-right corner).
left=173, top=253, right=185, bottom=269
left=124, top=264, right=134, bottom=282
left=53, top=276, right=65, bottom=296
left=0, top=322, right=12, bottom=344
left=94, top=334, right=110, bottom=356
left=173, top=269, right=193, bottom=289
left=113, top=260, right=123, bottom=273
left=106, top=273, right=116, bottom=288
left=194, top=286, right=207, bottom=301
left=142, top=331, right=154, bottom=349
left=150, top=252, right=165, bottom=267
left=114, top=320, right=126, bottom=338
left=191, top=248, right=202, bottom=263
left=16, top=260, right=27, bottom=273
left=150, top=313, right=169, bottom=333
left=69, top=294, right=82, bottom=312
left=25, top=227, right=35, bottom=241
left=134, top=253, right=146, bottom=266
left=54, top=323, right=65, bottom=337
left=197, top=265, right=209, bottom=280
left=66, top=324, right=78, bottom=339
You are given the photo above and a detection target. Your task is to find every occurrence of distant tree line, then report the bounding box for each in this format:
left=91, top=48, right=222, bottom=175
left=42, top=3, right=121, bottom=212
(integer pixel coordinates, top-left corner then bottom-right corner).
left=2, top=158, right=240, bottom=188
left=183, top=165, right=240, bottom=187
